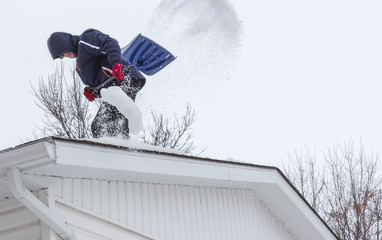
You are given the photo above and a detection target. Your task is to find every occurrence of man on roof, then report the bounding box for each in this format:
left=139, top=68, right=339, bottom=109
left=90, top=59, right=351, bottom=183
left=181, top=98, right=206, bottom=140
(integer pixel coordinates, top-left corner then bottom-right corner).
left=47, top=29, right=146, bottom=139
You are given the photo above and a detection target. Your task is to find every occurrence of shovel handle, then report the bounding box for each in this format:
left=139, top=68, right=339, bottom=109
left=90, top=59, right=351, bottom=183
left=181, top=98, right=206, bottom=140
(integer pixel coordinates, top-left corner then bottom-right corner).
left=87, top=65, right=131, bottom=92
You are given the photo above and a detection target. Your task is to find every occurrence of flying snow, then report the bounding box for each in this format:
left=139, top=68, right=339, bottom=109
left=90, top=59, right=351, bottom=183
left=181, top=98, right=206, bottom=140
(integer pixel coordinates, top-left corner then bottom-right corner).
left=141, top=0, right=243, bottom=109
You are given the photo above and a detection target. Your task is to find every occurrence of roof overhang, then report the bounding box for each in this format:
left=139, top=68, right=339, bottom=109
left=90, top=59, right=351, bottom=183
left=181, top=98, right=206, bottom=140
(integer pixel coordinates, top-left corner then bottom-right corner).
left=0, top=137, right=338, bottom=240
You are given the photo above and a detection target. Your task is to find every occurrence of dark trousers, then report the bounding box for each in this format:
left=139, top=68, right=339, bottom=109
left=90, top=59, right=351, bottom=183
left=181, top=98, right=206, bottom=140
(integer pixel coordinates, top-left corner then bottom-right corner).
left=91, top=66, right=146, bottom=139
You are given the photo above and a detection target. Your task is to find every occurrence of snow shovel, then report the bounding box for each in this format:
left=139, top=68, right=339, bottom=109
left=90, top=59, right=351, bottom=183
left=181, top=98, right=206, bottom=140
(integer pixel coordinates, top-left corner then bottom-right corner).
left=121, top=34, right=176, bottom=76
left=86, top=34, right=176, bottom=94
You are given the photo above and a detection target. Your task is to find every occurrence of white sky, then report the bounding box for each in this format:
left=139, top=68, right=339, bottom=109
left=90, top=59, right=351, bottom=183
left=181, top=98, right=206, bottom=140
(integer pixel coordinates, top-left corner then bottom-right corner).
left=1, top=0, right=382, bottom=167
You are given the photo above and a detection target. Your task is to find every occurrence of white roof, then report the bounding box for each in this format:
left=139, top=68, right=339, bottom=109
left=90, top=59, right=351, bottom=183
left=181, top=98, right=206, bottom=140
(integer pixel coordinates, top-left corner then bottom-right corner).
left=0, top=137, right=337, bottom=240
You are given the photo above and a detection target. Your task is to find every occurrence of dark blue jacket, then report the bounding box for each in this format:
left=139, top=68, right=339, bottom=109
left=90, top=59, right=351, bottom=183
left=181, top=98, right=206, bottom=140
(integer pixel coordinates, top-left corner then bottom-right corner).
left=48, top=29, right=124, bottom=87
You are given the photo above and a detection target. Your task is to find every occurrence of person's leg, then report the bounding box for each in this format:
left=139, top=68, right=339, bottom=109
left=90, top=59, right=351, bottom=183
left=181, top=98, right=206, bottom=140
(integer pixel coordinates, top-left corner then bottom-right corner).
left=91, top=102, right=129, bottom=139
left=91, top=65, right=145, bottom=139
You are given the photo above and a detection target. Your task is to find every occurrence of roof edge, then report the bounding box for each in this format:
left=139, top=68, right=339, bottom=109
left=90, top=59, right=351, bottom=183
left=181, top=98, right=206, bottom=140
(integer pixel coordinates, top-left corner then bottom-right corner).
left=51, top=136, right=280, bottom=171
left=50, top=137, right=337, bottom=239
left=0, top=138, right=56, bottom=177
left=0, top=136, right=338, bottom=239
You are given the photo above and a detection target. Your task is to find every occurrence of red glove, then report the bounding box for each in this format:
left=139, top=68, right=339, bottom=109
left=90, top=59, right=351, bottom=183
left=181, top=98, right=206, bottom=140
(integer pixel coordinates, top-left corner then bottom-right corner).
left=83, top=89, right=97, bottom=102
left=112, top=63, right=124, bottom=80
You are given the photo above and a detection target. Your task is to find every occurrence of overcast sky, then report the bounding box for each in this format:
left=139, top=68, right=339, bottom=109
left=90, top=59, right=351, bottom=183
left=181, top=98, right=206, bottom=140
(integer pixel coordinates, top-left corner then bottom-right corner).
left=1, top=0, right=382, bottom=167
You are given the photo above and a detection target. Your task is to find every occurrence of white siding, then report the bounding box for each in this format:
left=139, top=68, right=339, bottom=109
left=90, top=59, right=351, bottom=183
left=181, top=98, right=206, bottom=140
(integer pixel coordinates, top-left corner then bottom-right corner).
left=53, top=177, right=296, bottom=240
left=0, top=198, right=41, bottom=240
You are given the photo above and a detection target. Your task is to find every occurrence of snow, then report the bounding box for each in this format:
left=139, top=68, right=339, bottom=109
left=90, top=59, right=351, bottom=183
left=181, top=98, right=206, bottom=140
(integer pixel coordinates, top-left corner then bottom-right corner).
left=85, top=136, right=185, bottom=155
left=100, top=86, right=143, bottom=135
left=139, top=0, right=243, bottom=114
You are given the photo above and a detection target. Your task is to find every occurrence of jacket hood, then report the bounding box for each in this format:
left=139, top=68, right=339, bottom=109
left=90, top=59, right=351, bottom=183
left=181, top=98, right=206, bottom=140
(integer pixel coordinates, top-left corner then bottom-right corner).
left=47, top=32, right=79, bottom=59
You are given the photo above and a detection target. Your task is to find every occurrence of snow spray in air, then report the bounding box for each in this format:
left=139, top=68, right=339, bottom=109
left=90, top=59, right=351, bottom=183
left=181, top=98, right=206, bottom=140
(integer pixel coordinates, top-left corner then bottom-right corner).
left=145, top=0, right=243, bottom=99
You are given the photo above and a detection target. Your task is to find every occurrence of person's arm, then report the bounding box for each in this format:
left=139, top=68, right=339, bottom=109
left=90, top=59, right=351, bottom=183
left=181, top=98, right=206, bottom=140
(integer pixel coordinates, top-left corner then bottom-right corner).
left=80, top=29, right=122, bottom=65
left=80, top=29, right=124, bottom=80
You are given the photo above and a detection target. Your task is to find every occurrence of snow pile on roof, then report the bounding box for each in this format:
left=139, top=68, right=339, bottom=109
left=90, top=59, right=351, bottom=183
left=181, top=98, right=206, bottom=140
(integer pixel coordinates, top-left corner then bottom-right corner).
left=84, top=136, right=186, bottom=155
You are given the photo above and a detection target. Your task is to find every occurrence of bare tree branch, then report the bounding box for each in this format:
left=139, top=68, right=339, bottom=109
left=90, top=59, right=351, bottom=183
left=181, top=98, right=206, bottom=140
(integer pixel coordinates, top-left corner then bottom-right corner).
left=141, top=104, right=206, bottom=155
left=283, top=141, right=382, bottom=240
left=31, top=62, right=93, bottom=139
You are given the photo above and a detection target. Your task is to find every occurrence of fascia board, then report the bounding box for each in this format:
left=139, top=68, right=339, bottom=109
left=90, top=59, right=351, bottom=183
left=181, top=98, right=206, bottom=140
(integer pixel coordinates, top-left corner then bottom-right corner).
left=54, top=140, right=280, bottom=183
left=228, top=165, right=280, bottom=183
left=229, top=167, right=336, bottom=239
left=0, top=142, right=56, bottom=177
left=258, top=173, right=337, bottom=240
left=55, top=140, right=232, bottom=180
